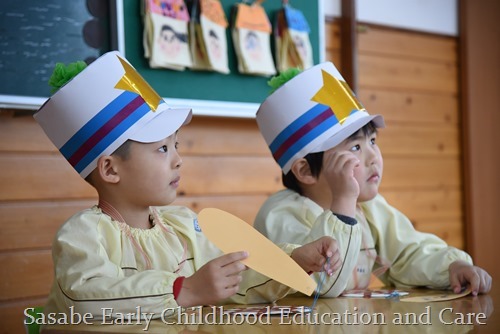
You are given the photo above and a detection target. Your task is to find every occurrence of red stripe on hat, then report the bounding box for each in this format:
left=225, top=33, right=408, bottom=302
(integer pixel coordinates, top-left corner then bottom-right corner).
left=68, top=95, right=144, bottom=167
left=272, top=108, right=333, bottom=162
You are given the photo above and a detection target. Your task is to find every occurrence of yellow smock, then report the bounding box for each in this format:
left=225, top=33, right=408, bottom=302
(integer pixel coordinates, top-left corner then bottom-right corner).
left=254, top=190, right=472, bottom=297
left=44, top=205, right=297, bottom=320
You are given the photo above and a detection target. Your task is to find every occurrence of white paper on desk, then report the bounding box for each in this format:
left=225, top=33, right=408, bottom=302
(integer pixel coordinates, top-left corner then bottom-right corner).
left=224, top=305, right=312, bottom=316
left=197, top=208, right=317, bottom=296
left=341, top=289, right=409, bottom=298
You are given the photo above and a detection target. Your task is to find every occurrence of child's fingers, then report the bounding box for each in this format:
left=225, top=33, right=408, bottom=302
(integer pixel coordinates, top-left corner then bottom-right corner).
left=208, top=252, right=248, bottom=277
left=223, top=261, right=247, bottom=277
left=328, top=251, right=342, bottom=272
left=224, top=274, right=243, bottom=288
left=216, top=251, right=248, bottom=267
left=324, top=151, right=356, bottom=171
left=467, top=272, right=480, bottom=296
left=450, top=274, right=462, bottom=293
left=320, top=236, right=337, bottom=258
left=449, top=273, right=462, bottom=294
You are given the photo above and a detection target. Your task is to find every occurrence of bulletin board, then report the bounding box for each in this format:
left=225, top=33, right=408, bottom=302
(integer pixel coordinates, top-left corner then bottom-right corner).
left=116, top=0, right=324, bottom=117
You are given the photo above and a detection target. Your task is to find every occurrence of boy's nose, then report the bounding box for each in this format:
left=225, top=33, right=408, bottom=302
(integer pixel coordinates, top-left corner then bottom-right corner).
left=365, top=146, right=378, bottom=165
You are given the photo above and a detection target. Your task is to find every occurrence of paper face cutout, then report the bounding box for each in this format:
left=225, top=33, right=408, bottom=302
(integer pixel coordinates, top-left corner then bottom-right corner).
left=274, top=5, right=313, bottom=72
left=231, top=2, right=276, bottom=76
left=234, top=28, right=276, bottom=76
left=200, top=15, right=229, bottom=73
left=151, top=13, right=193, bottom=69
left=197, top=208, right=317, bottom=296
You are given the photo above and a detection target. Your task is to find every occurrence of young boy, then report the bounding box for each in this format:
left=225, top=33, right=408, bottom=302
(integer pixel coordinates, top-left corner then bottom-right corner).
left=34, top=51, right=341, bottom=321
left=254, top=62, right=492, bottom=298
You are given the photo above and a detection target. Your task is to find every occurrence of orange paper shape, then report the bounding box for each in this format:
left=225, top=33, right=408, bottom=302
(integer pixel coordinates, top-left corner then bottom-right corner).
left=201, top=0, right=228, bottom=28
left=197, top=208, right=317, bottom=296
left=235, top=3, right=271, bottom=33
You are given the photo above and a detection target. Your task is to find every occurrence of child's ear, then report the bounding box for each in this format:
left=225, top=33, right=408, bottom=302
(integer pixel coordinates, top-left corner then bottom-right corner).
left=290, top=159, right=317, bottom=185
left=96, top=155, right=120, bottom=184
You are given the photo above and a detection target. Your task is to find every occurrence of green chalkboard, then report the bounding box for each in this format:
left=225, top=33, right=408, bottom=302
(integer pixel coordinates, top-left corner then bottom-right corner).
left=119, top=0, right=322, bottom=115
left=0, top=0, right=112, bottom=107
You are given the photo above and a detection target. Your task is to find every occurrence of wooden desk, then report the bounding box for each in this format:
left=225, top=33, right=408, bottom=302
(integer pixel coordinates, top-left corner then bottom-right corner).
left=41, top=285, right=498, bottom=333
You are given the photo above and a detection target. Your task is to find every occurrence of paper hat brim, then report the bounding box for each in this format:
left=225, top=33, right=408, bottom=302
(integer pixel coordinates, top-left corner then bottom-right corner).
left=128, top=104, right=192, bottom=143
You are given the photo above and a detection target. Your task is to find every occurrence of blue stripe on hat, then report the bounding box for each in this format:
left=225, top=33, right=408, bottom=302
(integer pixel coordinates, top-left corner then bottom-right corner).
left=269, top=104, right=329, bottom=153
left=60, top=91, right=138, bottom=159
left=73, top=103, right=151, bottom=174
left=276, top=114, right=339, bottom=168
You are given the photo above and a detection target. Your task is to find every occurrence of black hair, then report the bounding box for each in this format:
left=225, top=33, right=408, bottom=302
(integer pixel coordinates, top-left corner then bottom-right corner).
left=160, top=24, right=188, bottom=43
left=282, top=121, right=378, bottom=195
left=112, top=140, right=132, bottom=160
left=209, top=29, right=218, bottom=39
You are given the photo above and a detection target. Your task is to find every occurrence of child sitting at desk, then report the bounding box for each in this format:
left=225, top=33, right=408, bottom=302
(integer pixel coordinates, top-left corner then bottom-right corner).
left=34, top=51, right=341, bottom=320
left=253, top=63, right=492, bottom=298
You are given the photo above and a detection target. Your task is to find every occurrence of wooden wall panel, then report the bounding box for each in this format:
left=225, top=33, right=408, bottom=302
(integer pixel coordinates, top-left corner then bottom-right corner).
left=179, top=156, right=282, bottom=195
left=0, top=297, right=47, bottom=334
left=358, top=54, right=457, bottom=94
left=0, top=111, right=56, bottom=152
left=380, top=157, right=460, bottom=189
left=358, top=89, right=459, bottom=125
left=0, top=201, right=95, bottom=251
left=0, top=154, right=97, bottom=201
left=173, top=195, right=269, bottom=225
left=357, top=24, right=463, bottom=251
left=0, top=251, right=53, bottom=301
left=179, top=117, right=270, bottom=156
left=378, top=125, right=459, bottom=157
left=357, top=25, right=457, bottom=62
left=415, top=218, right=464, bottom=249
left=381, top=188, right=462, bottom=220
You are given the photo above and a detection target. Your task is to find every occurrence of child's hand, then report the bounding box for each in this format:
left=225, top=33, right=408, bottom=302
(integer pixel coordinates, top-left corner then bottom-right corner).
left=449, top=260, right=492, bottom=296
left=177, top=251, right=248, bottom=307
left=323, top=150, right=360, bottom=217
left=291, top=236, right=341, bottom=276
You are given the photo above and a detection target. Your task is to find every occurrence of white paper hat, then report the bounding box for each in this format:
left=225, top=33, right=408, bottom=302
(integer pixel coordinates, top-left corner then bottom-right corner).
left=34, top=51, right=192, bottom=178
left=256, top=62, right=384, bottom=174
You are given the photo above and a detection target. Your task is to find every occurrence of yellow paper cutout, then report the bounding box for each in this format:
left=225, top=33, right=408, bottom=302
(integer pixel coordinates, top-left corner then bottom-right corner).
left=400, top=288, right=472, bottom=303
left=310, top=70, right=365, bottom=124
left=235, top=3, right=271, bottom=33
left=201, top=0, right=228, bottom=28
left=197, top=208, right=317, bottom=296
left=115, top=56, right=162, bottom=112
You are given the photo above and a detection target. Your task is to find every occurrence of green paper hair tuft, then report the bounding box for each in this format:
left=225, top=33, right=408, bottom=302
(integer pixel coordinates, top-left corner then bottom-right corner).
left=267, top=68, right=302, bottom=94
left=48, top=61, right=87, bottom=94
